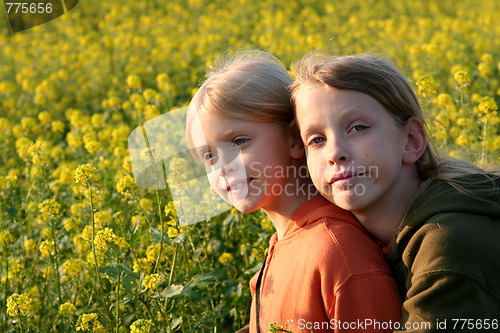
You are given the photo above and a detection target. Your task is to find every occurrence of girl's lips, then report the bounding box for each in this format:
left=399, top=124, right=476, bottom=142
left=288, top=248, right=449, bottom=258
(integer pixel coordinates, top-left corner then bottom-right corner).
left=225, top=178, right=253, bottom=192
left=329, top=173, right=366, bottom=185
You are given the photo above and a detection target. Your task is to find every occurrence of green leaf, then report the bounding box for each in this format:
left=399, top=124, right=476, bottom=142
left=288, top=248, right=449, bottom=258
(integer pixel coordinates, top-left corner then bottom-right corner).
left=129, top=219, right=142, bottom=246
left=172, top=232, right=186, bottom=245
left=98, top=264, right=140, bottom=295
left=150, top=227, right=171, bottom=245
left=170, top=316, right=183, bottom=331
left=160, top=284, right=184, bottom=298
left=185, top=269, right=224, bottom=288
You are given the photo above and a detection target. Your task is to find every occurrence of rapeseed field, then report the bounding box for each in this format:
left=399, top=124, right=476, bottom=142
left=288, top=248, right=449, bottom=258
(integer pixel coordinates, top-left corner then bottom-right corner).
left=0, top=0, right=498, bottom=332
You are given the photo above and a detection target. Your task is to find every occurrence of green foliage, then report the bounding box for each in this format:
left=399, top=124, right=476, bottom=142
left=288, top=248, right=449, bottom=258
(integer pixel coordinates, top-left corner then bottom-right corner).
left=0, top=0, right=499, bottom=332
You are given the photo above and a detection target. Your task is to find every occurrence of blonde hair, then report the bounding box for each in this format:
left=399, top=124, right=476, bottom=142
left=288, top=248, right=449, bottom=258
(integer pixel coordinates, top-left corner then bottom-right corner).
left=186, top=50, right=297, bottom=153
left=290, top=53, right=496, bottom=184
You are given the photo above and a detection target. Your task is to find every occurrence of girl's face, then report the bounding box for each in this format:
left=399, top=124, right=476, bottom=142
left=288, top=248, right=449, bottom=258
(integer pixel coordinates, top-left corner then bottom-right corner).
left=190, top=111, right=299, bottom=214
left=294, top=85, right=412, bottom=217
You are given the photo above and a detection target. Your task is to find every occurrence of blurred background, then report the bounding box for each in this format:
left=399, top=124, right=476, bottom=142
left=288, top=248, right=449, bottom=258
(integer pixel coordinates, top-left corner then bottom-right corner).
left=0, top=0, right=498, bottom=332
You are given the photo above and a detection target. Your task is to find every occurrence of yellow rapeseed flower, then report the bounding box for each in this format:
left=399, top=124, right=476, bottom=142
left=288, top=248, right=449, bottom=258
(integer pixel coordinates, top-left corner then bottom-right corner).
left=116, top=175, right=136, bottom=195
left=59, top=302, right=76, bottom=318
left=63, top=258, right=86, bottom=279
left=454, top=71, right=470, bottom=88
left=130, top=319, right=154, bottom=333
left=74, top=163, right=99, bottom=186
left=218, top=252, right=234, bottom=265
left=94, top=227, right=118, bottom=250
left=6, top=293, right=32, bottom=317
left=126, top=75, right=142, bottom=89
left=39, top=239, right=57, bottom=257
left=39, top=198, right=61, bottom=220
left=38, top=111, right=52, bottom=125
left=142, top=273, right=161, bottom=291
left=76, top=313, right=103, bottom=331
left=51, top=120, right=65, bottom=133
left=0, top=230, right=14, bottom=248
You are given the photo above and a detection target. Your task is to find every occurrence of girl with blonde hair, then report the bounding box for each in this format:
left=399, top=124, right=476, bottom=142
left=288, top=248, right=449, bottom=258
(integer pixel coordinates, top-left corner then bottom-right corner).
left=186, top=51, right=401, bottom=333
left=292, top=53, right=500, bottom=331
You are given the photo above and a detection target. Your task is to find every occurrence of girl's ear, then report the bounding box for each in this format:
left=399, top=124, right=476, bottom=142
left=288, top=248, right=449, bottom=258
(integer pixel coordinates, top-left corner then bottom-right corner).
left=402, top=117, right=427, bottom=164
left=289, top=135, right=305, bottom=159
left=288, top=120, right=305, bottom=159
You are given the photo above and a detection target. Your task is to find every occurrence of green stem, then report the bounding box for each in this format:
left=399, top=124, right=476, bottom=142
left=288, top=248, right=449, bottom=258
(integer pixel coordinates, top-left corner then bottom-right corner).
left=152, top=186, right=165, bottom=274
left=112, top=248, right=121, bottom=333
left=459, top=88, right=471, bottom=147
left=167, top=243, right=178, bottom=286
left=49, top=220, right=63, bottom=306
left=2, top=252, right=9, bottom=332
left=138, top=294, right=155, bottom=321
left=130, top=191, right=152, bottom=228
left=88, top=184, right=114, bottom=333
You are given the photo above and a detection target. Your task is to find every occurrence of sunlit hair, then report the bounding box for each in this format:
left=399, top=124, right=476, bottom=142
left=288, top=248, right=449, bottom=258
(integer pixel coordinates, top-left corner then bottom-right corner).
left=290, top=53, right=494, bottom=183
left=186, top=50, right=298, bottom=156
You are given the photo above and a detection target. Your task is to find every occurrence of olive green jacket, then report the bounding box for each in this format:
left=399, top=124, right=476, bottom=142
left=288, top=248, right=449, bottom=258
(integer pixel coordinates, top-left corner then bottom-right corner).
left=388, top=174, right=500, bottom=332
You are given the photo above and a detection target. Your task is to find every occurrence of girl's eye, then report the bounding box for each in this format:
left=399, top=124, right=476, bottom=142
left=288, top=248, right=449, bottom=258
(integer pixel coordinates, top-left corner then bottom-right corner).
left=350, top=124, right=368, bottom=132
left=309, top=136, right=326, bottom=145
left=234, top=138, right=247, bottom=146
left=202, top=151, right=217, bottom=162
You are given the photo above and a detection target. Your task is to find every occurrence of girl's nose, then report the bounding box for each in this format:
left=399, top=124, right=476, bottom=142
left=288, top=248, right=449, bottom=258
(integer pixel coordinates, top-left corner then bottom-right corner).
left=218, top=149, right=241, bottom=176
left=327, top=136, right=349, bottom=164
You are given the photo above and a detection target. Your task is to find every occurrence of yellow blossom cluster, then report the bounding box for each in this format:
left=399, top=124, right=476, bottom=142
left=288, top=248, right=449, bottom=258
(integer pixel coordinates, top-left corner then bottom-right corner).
left=6, top=293, right=32, bottom=317
left=130, top=319, right=154, bottom=333
left=142, top=273, right=162, bottom=291
left=74, top=164, right=99, bottom=187
left=0, top=0, right=498, bottom=331
left=75, top=313, right=104, bottom=332
left=94, top=227, right=118, bottom=250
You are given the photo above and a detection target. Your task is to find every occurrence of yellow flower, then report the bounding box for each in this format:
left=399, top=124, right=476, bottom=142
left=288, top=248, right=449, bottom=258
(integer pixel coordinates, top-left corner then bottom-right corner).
left=90, top=113, right=105, bottom=128
left=218, top=252, right=234, bottom=265
left=39, top=198, right=61, bottom=220
left=38, top=111, right=52, bottom=125
left=142, top=273, right=161, bottom=291
left=24, top=239, right=36, bottom=253
left=169, top=157, right=188, bottom=173
left=478, top=62, right=492, bottom=77
left=454, top=71, right=470, bottom=88
left=51, top=120, right=65, bottom=133
left=126, top=75, right=142, bottom=89
left=6, top=293, right=32, bottom=317
left=140, top=198, right=153, bottom=211
left=39, top=239, right=57, bottom=257
left=64, top=217, right=80, bottom=231
left=94, top=227, right=118, bottom=250
left=142, top=88, right=157, bottom=101
left=66, top=132, right=83, bottom=148
left=76, top=313, right=103, bottom=331
left=0, top=230, right=14, bottom=248
left=130, top=319, right=154, bottom=333
left=59, top=302, right=76, bottom=318
left=94, top=211, right=112, bottom=225
left=478, top=96, right=498, bottom=115
left=63, top=258, right=86, bottom=279
left=436, top=93, right=453, bottom=107
left=116, top=175, right=136, bottom=195
left=167, top=227, right=179, bottom=239
left=480, top=53, right=493, bottom=63
left=74, top=163, right=99, bottom=187
left=84, top=140, right=102, bottom=154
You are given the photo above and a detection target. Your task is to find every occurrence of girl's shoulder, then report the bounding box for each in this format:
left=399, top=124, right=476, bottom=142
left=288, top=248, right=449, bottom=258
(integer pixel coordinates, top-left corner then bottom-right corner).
left=404, top=173, right=500, bottom=228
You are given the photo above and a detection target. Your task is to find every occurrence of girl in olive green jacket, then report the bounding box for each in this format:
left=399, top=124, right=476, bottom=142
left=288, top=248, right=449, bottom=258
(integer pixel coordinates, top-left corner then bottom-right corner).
left=292, top=53, right=500, bottom=332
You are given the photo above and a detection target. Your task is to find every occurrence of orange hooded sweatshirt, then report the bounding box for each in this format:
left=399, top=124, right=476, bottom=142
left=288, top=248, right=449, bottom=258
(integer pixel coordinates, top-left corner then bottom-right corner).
left=248, top=196, right=401, bottom=333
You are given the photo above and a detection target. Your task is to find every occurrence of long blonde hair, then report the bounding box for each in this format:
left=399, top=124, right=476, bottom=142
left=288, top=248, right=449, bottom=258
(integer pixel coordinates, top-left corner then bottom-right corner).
left=290, top=53, right=496, bottom=185
left=186, top=50, right=298, bottom=154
